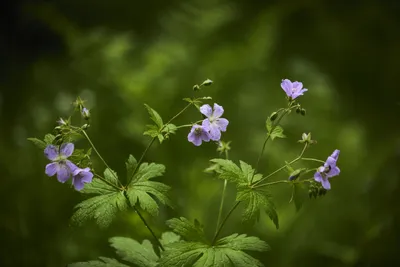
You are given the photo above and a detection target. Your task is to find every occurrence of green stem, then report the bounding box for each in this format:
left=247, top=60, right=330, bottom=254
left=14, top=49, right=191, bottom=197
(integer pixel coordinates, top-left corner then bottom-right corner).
left=81, top=130, right=122, bottom=187
left=131, top=202, right=165, bottom=251
left=128, top=102, right=193, bottom=183
left=253, top=180, right=289, bottom=189
left=301, top=157, right=325, bottom=164
left=212, top=201, right=241, bottom=245
left=175, top=119, right=204, bottom=129
left=254, top=109, right=289, bottom=172
left=214, top=150, right=229, bottom=238
left=253, top=143, right=308, bottom=186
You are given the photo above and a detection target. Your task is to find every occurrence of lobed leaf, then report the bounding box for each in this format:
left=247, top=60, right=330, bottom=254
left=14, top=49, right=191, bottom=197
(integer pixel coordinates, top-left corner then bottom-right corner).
left=81, top=178, right=119, bottom=195
left=144, top=104, right=163, bottom=129
left=69, top=257, right=129, bottom=267
left=269, top=125, right=286, bottom=140
left=104, top=168, right=119, bottom=186
left=159, top=232, right=181, bottom=248
left=27, top=138, right=47, bottom=150
left=209, top=159, right=244, bottom=183
left=125, top=154, right=137, bottom=181
left=166, top=217, right=207, bottom=243
left=109, top=237, right=159, bottom=267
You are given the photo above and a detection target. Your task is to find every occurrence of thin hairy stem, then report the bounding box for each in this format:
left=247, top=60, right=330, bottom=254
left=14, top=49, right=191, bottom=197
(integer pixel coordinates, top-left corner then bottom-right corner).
left=212, top=201, right=240, bottom=245
left=81, top=130, right=122, bottom=187
left=301, top=157, right=325, bottom=164
left=214, top=150, right=229, bottom=238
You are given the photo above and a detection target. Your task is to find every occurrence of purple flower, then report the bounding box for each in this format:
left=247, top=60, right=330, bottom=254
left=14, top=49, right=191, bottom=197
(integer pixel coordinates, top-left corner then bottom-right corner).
left=187, top=125, right=210, bottom=146
left=200, top=103, right=229, bottom=141
left=72, top=167, right=93, bottom=191
left=44, top=143, right=78, bottom=183
left=314, top=150, right=341, bottom=190
left=281, top=79, right=308, bottom=99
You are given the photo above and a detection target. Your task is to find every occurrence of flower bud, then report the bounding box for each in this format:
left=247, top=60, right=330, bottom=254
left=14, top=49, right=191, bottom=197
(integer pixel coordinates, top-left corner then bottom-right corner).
left=296, top=107, right=301, bottom=114
left=201, top=79, right=213, bottom=87
left=82, top=124, right=90, bottom=130
left=193, top=84, right=200, bottom=91
left=81, top=108, right=90, bottom=120
left=300, top=108, right=306, bottom=116
left=270, top=111, right=278, bottom=121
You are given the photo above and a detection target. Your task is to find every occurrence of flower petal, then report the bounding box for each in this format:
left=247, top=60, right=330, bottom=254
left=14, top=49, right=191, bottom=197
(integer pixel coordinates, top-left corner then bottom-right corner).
left=192, top=135, right=202, bottom=146
left=60, top=143, right=74, bottom=158
left=72, top=177, right=85, bottom=191
left=202, top=119, right=211, bottom=131
left=200, top=104, right=213, bottom=118
left=328, top=166, right=340, bottom=177
left=326, top=156, right=337, bottom=167
left=331, top=149, right=340, bottom=160
left=212, top=103, right=224, bottom=118
left=208, top=123, right=221, bottom=141
left=281, top=79, right=293, bottom=96
left=321, top=179, right=331, bottom=190
left=216, top=118, right=229, bottom=132
left=66, top=160, right=78, bottom=173
left=314, top=171, right=323, bottom=182
left=44, top=145, right=59, bottom=161
left=45, top=162, right=58, bottom=176
left=57, top=164, right=71, bottom=183
left=80, top=168, right=94, bottom=183
left=292, top=81, right=303, bottom=90
left=200, top=130, right=210, bottom=142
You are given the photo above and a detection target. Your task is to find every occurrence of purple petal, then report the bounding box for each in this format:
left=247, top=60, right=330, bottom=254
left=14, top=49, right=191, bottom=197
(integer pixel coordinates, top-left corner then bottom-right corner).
left=326, top=156, right=337, bottom=167
left=45, top=162, right=58, bottom=177
left=60, top=143, right=74, bottom=158
left=216, top=118, right=229, bottom=132
left=187, top=128, right=197, bottom=142
left=65, top=160, right=78, bottom=173
left=200, top=104, right=213, bottom=118
left=208, top=123, right=221, bottom=141
left=56, top=164, right=71, bottom=183
left=44, top=145, right=59, bottom=161
left=321, top=179, right=331, bottom=190
left=314, top=172, right=323, bottom=182
left=292, top=81, right=303, bottom=90
left=318, top=166, right=325, bottom=173
left=291, top=89, right=307, bottom=99
left=328, top=166, right=340, bottom=177
left=200, top=130, right=210, bottom=142
left=73, top=178, right=85, bottom=191
left=202, top=119, right=211, bottom=131
left=80, top=169, right=94, bottom=183
left=191, top=135, right=202, bottom=146
left=281, top=79, right=293, bottom=96
left=331, top=149, right=340, bottom=160
left=212, top=103, right=224, bottom=118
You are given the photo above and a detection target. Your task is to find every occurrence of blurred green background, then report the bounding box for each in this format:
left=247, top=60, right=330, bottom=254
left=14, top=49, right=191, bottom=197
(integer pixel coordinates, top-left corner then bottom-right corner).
left=1, top=0, right=400, bottom=266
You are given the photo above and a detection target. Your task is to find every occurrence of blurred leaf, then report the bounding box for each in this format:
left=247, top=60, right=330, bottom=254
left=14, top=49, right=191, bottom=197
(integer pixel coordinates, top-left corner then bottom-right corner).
left=71, top=191, right=127, bottom=228
left=44, top=134, right=56, bottom=144
left=109, top=237, right=159, bottom=267
left=159, top=232, right=181, bottom=248
left=209, top=159, right=244, bottom=183
left=291, top=182, right=308, bottom=211
left=27, top=138, right=47, bottom=150
left=69, top=257, right=129, bottom=267
left=166, top=217, right=207, bottom=243
left=144, top=125, right=159, bottom=138
left=144, top=104, right=163, bottom=129
left=162, top=123, right=177, bottom=135
left=266, top=117, right=272, bottom=132
left=126, top=162, right=171, bottom=216
left=269, top=125, right=286, bottom=140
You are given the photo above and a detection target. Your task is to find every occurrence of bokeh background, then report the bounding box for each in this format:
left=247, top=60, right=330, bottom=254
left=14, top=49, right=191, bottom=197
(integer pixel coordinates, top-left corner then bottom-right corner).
left=1, top=0, right=400, bottom=266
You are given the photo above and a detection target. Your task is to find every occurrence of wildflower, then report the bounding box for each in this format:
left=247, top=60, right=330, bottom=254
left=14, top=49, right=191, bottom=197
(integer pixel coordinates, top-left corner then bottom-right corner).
left=57, top=118, right=67, bottom=126
left=72, top=167, right=93, bottom=191
left=187, top=125, right=210, bottom=146
left=81, top=107, right=90, bottom=120
left=281, top=79, right=308, bottom=99
left=44, top=143, right=78, bottom=183
left=314, top=150, right=341, bottom=190
left=200, top=103, right=229, bottom=141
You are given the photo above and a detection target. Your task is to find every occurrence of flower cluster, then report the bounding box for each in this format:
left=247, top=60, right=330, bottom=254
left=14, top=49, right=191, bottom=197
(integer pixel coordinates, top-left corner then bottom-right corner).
left=44, top=143, right=93, bottom=191
left=314, top=150, right=340, bottom=190
left=187, top=103, right=229, bottom=146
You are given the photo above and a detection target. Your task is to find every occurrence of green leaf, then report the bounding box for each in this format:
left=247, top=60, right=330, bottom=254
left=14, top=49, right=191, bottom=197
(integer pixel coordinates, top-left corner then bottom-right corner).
left=71, top=191, right=127, bottom=228
left=69, top=257, right=129, bottom=267
left=63, top=131, right=83, bottom=143
left=239, top=161, right=255, bottom=184
left=104, top=168, right=119, bottom=185
left=81, top=178, right=119, bottom=195
left=166, top=217, right=207, bottom=243
left=126, top=162, right=171, bottom=216
left=144, top=104, right=163, bottom=129
left=69, top=149, right=86, bottom=163
left=109, top=237, right=159, bottom=267
left=144, top=125, right=159, bottom=138
left=209, top=159, right=244, bottom=183
left=27, top=138, right=47, bottom=150
left=159, top=233, right=269, bottom=267
left=159, top=232, right=181, bottom=248
left=126, top=155, right=137, bottom=181
left=162, top=124, right=177, bottom=135
left=44, top=134, right=55, bottom=144
left=237, top=185, right=279, bottom=229
left=269, top=125, right=286, bottom=140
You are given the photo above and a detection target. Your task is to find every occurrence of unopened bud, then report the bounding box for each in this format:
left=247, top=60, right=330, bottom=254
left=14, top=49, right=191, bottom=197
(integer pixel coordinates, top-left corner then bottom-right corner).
left=193, top=84, right=200, bottom=91
left=300, top=108, right=306, bottom=116
left=270, top=111, right=278, bottom=121
left=201, top=79, right=213, bottom=87
left=81, top=108, right=90, bottom=120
